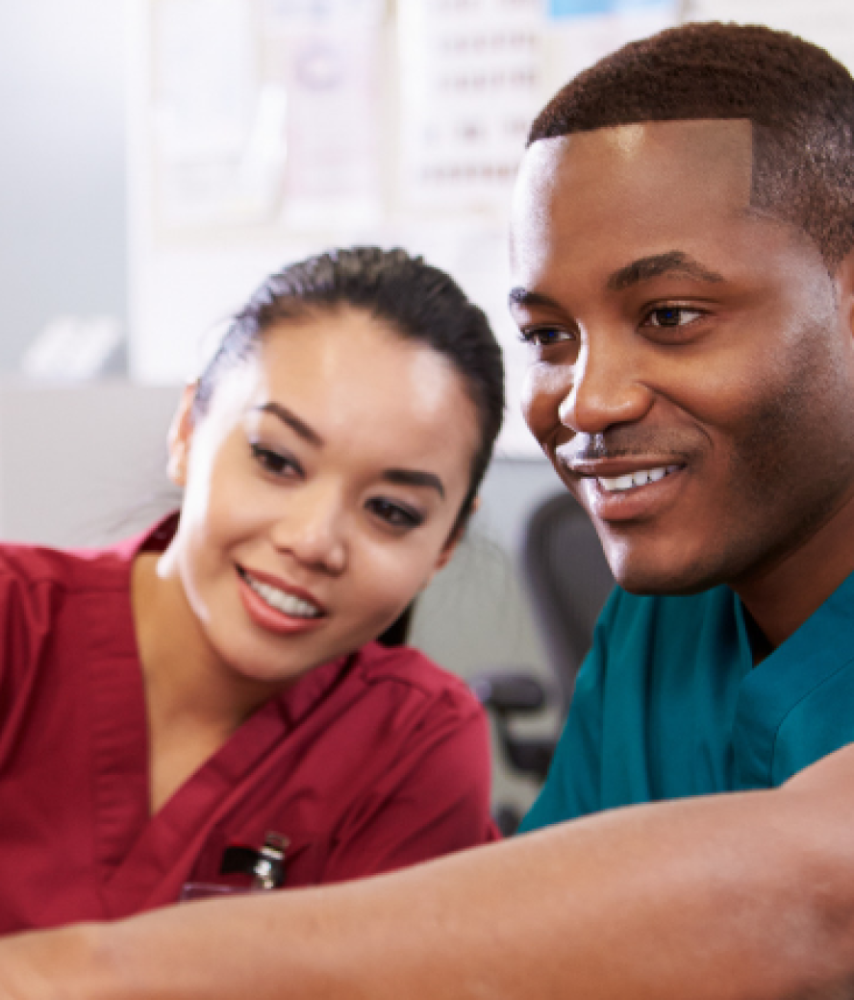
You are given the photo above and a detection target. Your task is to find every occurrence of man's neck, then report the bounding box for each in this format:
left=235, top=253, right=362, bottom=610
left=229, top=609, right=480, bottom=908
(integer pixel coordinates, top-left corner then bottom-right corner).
left=732, top=486, right=854, bottom=650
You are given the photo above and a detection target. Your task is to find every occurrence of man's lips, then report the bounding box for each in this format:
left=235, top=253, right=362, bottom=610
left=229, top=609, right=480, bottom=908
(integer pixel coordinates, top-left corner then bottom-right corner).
left=553, top=452, right=690, bottom=522
left=558, top=455, right=686, bottom=488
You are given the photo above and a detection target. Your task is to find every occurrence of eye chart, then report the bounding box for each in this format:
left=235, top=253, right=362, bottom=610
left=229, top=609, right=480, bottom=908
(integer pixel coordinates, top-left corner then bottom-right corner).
left=398, top=0, right=543, bottom=216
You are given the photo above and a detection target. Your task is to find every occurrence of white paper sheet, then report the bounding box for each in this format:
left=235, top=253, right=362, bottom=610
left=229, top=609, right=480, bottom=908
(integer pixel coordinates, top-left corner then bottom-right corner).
left=151, top=0, right=268, bottom=227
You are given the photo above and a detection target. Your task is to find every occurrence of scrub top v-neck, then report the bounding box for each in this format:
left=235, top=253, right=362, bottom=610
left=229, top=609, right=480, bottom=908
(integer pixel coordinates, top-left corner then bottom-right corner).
left=521, top=574, right=854, bottom=832
left=0, top=518, right=498, bottom=931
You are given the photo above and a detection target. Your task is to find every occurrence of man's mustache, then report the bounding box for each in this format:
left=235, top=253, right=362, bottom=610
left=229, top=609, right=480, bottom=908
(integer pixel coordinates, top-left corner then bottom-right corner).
left=557, top=430, right=698, bottom=465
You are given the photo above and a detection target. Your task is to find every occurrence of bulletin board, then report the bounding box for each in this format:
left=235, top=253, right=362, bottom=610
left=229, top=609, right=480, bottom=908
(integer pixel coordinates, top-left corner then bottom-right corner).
left=128, top=0, right=686, bottom=457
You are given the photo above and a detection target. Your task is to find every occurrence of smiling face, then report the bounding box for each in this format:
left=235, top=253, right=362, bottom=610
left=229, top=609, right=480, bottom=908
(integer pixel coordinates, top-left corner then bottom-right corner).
left=160, top=308, right=480, bottom=688
left=511, top=119, right=854, bottom=595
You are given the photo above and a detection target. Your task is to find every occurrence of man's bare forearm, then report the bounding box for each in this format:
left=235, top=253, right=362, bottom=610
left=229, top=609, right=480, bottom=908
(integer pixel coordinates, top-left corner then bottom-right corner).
left=4, top=746, right=854, bottom=1000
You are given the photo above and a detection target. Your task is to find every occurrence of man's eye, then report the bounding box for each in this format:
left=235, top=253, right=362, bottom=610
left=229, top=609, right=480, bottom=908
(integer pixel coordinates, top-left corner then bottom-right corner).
left=519, top=327, right=573, bottom=347
left=644, top=306, right=704, bottom=328
left=367, top=499, right=423, bottom=530
left=250, top=443, right=302, bottom=478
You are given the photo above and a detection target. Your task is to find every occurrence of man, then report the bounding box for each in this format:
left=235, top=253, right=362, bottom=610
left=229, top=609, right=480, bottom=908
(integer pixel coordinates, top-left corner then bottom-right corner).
left=4, top=21, right=854, bottom=999
left=515, top=20, right=854, bottom=828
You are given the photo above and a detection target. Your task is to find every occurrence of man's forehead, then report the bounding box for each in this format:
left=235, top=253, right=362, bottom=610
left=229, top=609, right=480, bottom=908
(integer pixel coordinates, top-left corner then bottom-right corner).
left=515, top=118, right=754, bottom=190
left=509, top=119, right=755, bottom=277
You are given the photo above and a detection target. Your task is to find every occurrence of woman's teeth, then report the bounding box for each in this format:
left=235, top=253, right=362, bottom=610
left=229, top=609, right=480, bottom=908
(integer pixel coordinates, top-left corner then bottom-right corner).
left=244, top=574, right=322, bottom=618
left=598, top=465, right=680, bottom=493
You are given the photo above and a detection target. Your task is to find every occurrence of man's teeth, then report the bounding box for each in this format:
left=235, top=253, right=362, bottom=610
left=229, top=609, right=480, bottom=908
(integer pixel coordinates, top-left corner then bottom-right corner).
left=598, top=465, right=679, bottom=493
left=245, top=575, right=322, bottom=618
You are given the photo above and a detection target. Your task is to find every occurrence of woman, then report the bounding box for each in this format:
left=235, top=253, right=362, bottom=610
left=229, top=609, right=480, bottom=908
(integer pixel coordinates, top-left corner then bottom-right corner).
left=0, top=247, right=504, bottom=931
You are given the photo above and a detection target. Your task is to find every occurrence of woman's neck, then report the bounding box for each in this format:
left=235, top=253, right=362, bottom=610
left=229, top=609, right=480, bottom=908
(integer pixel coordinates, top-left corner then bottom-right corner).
left=130, top=549, right=281, bottom=814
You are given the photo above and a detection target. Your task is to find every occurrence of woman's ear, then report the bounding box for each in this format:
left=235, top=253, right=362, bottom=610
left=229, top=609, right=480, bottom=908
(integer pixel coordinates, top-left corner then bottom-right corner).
left=166, top=382, right=199, bottom=488
left=427, top=496, right=481, bottom=582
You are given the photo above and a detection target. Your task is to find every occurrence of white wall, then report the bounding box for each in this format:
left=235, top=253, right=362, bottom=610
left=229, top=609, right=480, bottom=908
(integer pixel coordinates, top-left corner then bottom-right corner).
left=0, top=381, right=176, bottom=547
left=0, top=0, right=127, bottom=371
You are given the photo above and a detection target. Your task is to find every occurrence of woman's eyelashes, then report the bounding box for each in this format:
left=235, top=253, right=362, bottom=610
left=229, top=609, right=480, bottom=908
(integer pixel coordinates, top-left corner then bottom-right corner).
left=250, top=442, right=304, bottom=479
left=365, top=498, right=424, bottom=531
left=249, top=441, right=425, bottom=531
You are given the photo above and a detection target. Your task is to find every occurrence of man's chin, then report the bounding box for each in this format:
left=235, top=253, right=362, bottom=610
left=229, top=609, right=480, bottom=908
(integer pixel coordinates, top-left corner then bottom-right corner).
left=617, top=575, right=717, bottom=597
left=607, top=550, right=725, bottom=597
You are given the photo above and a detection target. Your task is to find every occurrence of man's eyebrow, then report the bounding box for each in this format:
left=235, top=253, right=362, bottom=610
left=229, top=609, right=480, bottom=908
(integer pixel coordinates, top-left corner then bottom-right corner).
left=508, top=253, right=724, bottom=311
left=607, top=252, right=725, bottom=291
left=253, top=403, right=325, bottom=447
left=382, top=469, right=445, bottom=499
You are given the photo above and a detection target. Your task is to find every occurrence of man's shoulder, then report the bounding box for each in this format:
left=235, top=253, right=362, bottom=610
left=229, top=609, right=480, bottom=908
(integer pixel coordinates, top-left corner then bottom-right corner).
left=589, top=584, right=742, bottom=682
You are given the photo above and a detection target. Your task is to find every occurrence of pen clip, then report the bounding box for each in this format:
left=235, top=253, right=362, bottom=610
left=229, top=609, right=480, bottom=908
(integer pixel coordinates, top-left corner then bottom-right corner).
left=220, top=831, right=290, bottom=890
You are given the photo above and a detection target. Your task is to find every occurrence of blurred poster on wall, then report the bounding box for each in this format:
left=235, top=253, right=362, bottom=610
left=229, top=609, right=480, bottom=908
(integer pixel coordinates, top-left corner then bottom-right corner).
left=545, top=0, right=679, bottom=86
left=398, top=0, right=544, bottom=216
left=134, top=0, right=682, bottom=453
left=149, top=0, right=384, bottom=234
left=263, top=0, right=384, bottom=228
left=151, top=0, right=267, bottom=229
left=685, top=0, right=854, bottom=71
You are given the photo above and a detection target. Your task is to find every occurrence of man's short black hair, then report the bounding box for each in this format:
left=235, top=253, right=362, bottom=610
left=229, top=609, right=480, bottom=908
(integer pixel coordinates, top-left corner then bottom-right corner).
left=530, top=22, right=854, bottom=267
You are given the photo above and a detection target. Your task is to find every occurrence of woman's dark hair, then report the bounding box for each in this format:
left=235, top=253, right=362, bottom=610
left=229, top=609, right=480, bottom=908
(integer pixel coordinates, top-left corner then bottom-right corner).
left=194, top=246, right=505, bottom=528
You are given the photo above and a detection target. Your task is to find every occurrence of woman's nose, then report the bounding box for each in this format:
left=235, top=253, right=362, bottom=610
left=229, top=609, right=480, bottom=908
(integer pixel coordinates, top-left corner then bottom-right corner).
left=269, top=488, right=348, bottom=575
left=558, top=336, right=653, bottom=435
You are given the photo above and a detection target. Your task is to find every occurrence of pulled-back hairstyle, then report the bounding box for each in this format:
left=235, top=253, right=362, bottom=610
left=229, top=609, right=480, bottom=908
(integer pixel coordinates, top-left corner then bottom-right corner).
left=194, top=247, right=504, bottom=527
left=529, top=22, right=854, bottom=267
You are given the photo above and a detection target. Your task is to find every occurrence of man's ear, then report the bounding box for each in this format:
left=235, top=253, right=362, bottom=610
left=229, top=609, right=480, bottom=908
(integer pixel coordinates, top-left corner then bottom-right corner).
left=166, top=382, right=199, bottom=488
left=834, top=248, right=854, bottom=341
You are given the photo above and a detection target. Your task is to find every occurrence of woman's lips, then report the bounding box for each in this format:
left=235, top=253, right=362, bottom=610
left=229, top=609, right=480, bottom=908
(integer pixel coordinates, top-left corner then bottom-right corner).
left=236, top=567, right=327, bottom=635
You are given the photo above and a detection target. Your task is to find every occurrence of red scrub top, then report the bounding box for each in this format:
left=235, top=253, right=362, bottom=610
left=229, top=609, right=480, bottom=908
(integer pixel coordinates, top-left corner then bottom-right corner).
left=0, top=518, right=498, bottom=932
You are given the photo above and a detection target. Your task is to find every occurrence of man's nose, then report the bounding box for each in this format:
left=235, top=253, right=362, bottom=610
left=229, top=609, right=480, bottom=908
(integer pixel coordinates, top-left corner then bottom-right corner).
left=269, top=486, right=348, bottom=575
left=558, top=335, right=653, bottom=435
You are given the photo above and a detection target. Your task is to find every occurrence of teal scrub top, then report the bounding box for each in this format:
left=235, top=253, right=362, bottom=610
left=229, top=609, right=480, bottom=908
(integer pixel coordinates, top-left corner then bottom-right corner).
left=520, top=571, right=854, bottom=833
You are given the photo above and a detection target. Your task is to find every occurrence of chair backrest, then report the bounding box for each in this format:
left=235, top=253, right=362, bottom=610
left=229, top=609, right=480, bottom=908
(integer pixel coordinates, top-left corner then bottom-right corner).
left=521, top=492, right=616, bottom=715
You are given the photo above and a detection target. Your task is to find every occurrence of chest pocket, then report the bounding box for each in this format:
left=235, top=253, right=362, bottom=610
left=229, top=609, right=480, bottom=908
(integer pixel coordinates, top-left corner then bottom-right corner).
left=185, top=823, right=332, bottom=892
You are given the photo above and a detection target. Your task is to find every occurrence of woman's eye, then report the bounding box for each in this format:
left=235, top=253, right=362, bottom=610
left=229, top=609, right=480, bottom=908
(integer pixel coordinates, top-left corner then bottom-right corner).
left=367, top=499, right=423, bottom=530
left=644, top=306, right=704, bottom=328
left=250, top=443, right=302, bottom=479
left=519, top=327, right=573, bottom=347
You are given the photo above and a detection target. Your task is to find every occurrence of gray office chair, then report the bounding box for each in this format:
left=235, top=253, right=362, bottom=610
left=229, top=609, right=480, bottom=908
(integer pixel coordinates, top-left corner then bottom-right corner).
left=471, top=492, right=615, bottom=829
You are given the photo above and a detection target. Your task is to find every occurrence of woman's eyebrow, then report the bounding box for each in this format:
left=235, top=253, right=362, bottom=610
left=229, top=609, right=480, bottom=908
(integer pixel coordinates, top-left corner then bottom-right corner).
left=382, top=469, right=445, bottom=499
left=252, top=406, right=445, bottom=496
left=253, top=403, right=325, bottom=447
left=508, top=287, right=560, bottom=312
